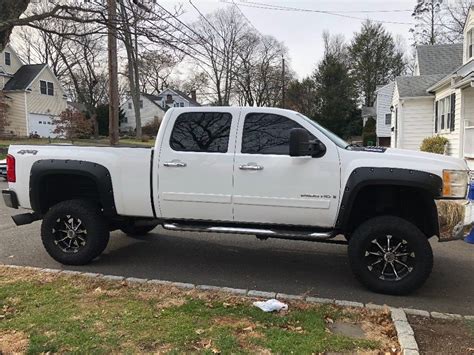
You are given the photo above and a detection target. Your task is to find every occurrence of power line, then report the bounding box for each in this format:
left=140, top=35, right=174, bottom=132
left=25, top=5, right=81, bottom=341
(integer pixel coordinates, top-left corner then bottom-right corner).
left=230, top=0, right=263, bottom=36
left=236, top=1, right=412, bottom=14
left=221, top=0, right=415, bottom=26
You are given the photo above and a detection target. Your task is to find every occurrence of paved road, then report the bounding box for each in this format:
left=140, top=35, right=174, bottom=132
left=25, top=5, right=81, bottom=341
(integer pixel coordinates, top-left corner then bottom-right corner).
left=1, top=180, right=473, bottom=315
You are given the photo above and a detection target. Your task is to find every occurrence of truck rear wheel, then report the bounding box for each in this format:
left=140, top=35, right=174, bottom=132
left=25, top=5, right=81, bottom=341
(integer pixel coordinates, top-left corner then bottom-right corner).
left=41, top=199, right=110, bottom=265
left=348, top=216, right=433, bottom=295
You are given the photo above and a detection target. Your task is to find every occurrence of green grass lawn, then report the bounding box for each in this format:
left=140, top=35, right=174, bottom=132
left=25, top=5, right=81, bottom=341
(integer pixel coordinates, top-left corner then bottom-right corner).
left=0, top=137, right=154, bottom=149
left=0, top=267, right=395, bottom=354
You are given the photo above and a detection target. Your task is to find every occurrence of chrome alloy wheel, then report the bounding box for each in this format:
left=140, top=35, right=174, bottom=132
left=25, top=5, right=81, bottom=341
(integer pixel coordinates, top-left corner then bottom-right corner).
left=364, top=235, right=415, bottom=281
left=52, top=215, right=88, bottom=253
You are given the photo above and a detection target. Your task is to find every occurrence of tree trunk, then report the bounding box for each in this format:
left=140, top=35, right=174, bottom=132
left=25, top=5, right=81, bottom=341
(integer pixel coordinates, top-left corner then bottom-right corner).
left=132, top=28, right=142, bottom=139
left=107, top=0, right=119, bottom=146
left=91, top=112, right=99, bottom=139
left=0, top=0, right=30, bottom=51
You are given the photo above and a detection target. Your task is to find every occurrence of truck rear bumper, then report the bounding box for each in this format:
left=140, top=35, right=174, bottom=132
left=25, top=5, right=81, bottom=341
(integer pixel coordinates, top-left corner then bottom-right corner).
left=2, top=189, right=19, bottom=209
left=436, top=199, right=473, bottom=242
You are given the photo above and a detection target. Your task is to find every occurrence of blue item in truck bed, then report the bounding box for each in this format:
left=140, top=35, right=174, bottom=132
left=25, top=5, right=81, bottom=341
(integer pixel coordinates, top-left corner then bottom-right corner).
left=465, top=182, right=474, bottom=244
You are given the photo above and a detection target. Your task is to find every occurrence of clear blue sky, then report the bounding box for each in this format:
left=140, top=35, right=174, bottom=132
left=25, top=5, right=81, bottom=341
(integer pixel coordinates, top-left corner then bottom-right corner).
left=170, top=0, right=416, bottom=78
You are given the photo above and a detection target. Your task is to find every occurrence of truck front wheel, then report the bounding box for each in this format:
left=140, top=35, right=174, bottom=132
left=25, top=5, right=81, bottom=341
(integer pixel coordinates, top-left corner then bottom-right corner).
left=41, top=199, right=110, bottom=265
left=348, top=216, right=433, bottom=295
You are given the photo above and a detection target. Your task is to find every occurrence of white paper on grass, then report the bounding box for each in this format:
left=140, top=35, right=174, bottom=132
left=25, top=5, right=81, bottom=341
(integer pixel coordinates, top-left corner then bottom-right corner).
left=253, top=299, right=288, bottom=312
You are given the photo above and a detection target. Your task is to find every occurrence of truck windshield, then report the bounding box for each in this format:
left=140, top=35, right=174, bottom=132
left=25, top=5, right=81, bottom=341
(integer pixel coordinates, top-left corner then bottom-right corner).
left=297, top=114, right=349, bottom=149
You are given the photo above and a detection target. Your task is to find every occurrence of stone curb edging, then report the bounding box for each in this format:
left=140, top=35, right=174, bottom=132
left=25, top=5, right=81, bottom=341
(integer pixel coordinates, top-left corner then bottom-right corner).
left=3, top=264, right=474, bottom=353
left=391, top=308, right=418, bottom=355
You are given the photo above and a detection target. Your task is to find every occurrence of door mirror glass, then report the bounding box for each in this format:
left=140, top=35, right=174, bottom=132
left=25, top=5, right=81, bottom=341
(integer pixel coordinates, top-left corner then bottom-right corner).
left=289, top=128, right=326, bottom=158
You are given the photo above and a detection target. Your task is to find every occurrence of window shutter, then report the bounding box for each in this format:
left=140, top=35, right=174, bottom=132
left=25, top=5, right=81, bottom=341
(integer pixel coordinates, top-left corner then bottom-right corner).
left=435, top=101, right=438, bottom=133
left=450, top=94, right=456, bottom=132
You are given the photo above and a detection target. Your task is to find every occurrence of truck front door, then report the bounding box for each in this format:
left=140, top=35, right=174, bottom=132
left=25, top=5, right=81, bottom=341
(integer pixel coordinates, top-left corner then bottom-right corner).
left=232, top=109, right=341, bottom=227
left=156, top=109, right=238, bottom=221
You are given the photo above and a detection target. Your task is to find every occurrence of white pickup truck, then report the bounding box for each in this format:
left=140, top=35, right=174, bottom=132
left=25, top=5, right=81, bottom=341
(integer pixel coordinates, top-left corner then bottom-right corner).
left=2, top=107, right=472, bottom=295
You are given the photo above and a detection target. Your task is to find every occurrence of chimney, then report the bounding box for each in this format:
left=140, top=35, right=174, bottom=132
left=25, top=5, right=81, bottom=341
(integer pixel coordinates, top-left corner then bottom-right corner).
left=190, top=90, right=197, bottom=102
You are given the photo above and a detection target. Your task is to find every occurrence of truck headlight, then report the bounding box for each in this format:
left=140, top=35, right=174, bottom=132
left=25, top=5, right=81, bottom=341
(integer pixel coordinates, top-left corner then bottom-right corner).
left=442, top=170, right=469, bottom=198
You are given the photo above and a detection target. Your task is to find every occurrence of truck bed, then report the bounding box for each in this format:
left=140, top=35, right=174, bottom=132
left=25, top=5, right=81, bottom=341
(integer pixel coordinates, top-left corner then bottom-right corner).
left=7, top=144, right=154, bottom=218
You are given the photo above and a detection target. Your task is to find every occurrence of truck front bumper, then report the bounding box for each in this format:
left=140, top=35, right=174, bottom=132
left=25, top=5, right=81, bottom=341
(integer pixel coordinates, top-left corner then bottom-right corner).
left=435, top=199, right=473, bottom=242
left=2, top=189, right=19, bottom=209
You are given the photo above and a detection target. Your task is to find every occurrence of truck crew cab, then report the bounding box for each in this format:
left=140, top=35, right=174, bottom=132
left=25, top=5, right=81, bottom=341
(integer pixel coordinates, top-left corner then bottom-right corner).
left=2, top=107, right=472, bottom=295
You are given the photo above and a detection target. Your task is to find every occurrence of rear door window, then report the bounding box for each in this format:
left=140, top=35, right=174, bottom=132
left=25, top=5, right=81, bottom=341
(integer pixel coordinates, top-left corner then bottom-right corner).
left=170, top=112, right=232, bottom=153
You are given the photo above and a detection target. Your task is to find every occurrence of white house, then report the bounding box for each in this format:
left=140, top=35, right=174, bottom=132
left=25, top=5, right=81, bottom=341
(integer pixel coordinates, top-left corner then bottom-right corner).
left=390, top=74, right=445, bottom=150
left=0, top=44, right=67, bottom=137
left=385, top=6, right=474, bottom=168
left=120, top=93, right=166, bottom=133
left=120, top=88, right=200, bottom=133
left=374, top=82, right=395, bottom=146
left=425, top=6, right=474, bottom=166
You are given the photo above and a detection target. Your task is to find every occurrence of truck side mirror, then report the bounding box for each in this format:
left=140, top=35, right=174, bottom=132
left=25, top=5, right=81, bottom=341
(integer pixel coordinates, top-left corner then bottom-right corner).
left=289, top=128, right=326, bottom=158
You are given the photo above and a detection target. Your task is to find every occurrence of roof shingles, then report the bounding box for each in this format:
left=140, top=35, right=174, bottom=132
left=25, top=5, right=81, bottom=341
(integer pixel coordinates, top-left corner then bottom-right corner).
left=3, top=64, right=46, bottom=91
left=416, top=44, right=463, bottom=75
left=395, top=74, right=445, bottom=98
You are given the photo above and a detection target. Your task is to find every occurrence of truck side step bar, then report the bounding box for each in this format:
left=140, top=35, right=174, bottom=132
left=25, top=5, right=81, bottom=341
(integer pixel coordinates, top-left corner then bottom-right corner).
left=162, top=222, right=340, bottom=242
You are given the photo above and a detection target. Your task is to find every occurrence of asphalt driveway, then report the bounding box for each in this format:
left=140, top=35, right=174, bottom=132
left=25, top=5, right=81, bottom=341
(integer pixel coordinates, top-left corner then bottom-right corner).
left=1, top=180, right=473, bottom=315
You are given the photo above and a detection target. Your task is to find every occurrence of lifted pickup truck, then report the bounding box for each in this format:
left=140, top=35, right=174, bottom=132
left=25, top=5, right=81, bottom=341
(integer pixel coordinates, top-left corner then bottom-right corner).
left=2, top=107, right=472, bottom=294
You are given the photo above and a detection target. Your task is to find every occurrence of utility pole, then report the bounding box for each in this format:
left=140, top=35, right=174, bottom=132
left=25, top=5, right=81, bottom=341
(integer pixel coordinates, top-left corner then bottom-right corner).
left=107, top=0, right=119, bottom=145
left=281, top=55, right=285, bottom=108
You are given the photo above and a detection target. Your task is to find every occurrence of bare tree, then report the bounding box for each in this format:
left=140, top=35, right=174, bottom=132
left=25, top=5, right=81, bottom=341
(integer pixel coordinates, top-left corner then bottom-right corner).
left=410, top=0, right=444, bottom=45
left=441, top=0, right=473, bottom=43
left=192, top=7, right=249, bottom=105
left=234, top=33, right=289, bottom=107
left=137, top=51, right=181, bottom=94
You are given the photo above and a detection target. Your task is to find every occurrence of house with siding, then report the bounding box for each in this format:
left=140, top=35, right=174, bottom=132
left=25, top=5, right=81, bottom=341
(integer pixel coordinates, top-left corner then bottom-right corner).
left=374, top=82, right=395, bottom=146
left=120, top=88, right=200, bottom=133
left=385, top=6, right=474, bottom=168
left=0, top=44, right=67, bottom=137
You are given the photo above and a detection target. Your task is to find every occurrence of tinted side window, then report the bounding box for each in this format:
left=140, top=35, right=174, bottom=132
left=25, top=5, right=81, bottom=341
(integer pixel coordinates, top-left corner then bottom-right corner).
left=170, top=112, right=232, bottom=153
left=241, top=113, right=315, bottom=155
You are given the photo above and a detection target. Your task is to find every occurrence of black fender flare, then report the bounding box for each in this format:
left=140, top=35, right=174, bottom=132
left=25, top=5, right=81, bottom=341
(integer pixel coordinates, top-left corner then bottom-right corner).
left=29, top=159, right=116, bottom=216
left=335, top=167, right=443, bottom=231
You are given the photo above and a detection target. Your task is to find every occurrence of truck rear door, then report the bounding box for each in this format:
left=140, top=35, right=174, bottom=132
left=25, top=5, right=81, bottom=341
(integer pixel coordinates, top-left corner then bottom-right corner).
left=156, top=108, right=239, bottom=221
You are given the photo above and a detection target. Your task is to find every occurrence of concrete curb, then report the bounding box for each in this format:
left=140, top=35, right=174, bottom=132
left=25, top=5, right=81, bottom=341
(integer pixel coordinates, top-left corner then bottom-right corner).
left=3, top=264, right=474, bottom=353
left=391, top=308, right=418, bottom=354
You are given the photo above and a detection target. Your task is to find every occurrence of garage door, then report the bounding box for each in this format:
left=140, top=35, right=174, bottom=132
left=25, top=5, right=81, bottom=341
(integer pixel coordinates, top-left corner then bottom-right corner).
left=28, top=113, right=59, bottom=138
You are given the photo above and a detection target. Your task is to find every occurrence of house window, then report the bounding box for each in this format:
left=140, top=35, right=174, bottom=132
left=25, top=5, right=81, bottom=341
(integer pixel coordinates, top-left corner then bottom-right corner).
left=128, top=102, right=132, bottom=109
left=139, top=100, right=143, bottom=109
left=436, top=96, right=452, bottom=132
left=179, top=102, right=184, bottom=107
left=5, top=52, right=11, bottom=66
left=468, top=29, right=473, bottom=59
left=385, top=113, right=391, bottom=125
left=40, top=80, right=54, bottom=96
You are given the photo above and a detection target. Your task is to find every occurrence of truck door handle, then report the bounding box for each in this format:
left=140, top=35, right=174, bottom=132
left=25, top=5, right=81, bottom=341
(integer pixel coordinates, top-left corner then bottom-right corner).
left=239, top=163, right=264, bottom=171
left=163, top=160, right=187, bottom=168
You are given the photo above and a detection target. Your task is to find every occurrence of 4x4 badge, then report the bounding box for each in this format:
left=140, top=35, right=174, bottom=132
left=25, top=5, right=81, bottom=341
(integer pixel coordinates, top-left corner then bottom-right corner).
left=17, top=149, right=38, bottom=155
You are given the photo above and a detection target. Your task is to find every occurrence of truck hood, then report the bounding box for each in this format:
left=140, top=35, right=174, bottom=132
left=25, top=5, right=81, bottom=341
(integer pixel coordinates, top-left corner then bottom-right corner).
left=384, top=148, right=468, bottom=171
left=339, top=146, right=469, bottom=185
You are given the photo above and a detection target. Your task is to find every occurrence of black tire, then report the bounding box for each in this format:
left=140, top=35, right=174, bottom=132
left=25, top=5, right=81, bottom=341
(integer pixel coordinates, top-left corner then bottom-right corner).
left=348, top=216, right=433, bottom=295
left=120, top=222, right=158, bottom=237
left=41, top=199, right=110, bottom=265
